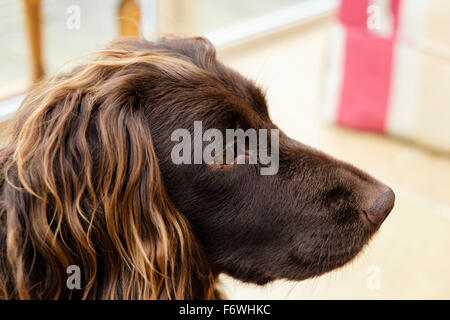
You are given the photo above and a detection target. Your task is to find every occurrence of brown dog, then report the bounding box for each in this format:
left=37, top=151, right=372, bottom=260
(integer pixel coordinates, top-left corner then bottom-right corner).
left=0, top=36, right=394, bottom=299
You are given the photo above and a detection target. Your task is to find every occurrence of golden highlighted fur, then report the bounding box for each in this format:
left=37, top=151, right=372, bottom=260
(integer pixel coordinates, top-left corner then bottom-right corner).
left=0, top=42, right=219, bottom=299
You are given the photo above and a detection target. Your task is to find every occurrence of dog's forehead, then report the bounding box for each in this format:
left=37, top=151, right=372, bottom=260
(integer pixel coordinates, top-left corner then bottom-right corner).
left=151, top=37, right=271, bottom=121
left=203, top=64, right=271, bottom=128
left=113, top=37, right=272, bottom=128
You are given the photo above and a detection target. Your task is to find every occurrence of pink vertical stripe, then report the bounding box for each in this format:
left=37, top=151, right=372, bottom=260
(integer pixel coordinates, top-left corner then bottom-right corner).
left=339, top=0, right=370, bottom=28
left=337, top=0, right=402, bottom=133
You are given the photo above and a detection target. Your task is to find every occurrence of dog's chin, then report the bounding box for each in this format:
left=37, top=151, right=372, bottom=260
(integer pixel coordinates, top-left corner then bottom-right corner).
left=287, top=233, right=376, bottom=281
left=222, top=231, right=376, bottom=286
left=223, top=251, right=364, bottom=286
left=277, top=236, right=377, bottom=284
left=221, top=266, right=275, bottom=285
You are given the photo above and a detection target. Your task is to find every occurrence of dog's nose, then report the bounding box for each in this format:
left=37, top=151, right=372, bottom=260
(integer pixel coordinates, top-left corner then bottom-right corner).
left=365, top=187, right=395, bottom=225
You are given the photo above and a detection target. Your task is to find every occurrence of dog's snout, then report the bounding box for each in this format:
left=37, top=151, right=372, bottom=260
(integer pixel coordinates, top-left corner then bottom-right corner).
left=365, top=187, right=395, bottom=225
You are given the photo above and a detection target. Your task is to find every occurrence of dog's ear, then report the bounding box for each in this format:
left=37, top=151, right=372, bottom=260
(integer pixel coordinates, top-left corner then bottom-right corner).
left=91, top=76, right=222, bottom=299
left=0, top=47, right=219, bottom=299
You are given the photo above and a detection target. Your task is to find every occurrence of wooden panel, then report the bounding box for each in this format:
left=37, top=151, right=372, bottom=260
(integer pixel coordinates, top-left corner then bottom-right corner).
left=118, top=0, right=141, bottom=36
left=24, top=0, right=43, bottom=81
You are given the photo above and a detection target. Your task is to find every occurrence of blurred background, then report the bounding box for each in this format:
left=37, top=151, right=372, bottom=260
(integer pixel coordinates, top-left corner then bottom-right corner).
left=0, top=0, right=449, bottom=299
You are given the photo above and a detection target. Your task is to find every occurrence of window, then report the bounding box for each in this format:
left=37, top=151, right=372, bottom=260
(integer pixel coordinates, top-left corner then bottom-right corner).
left=0, top=0, right=335, bottom=111
left=197, top=0, right=309, bottom=34
left=0, top=0, right=29, bottom=92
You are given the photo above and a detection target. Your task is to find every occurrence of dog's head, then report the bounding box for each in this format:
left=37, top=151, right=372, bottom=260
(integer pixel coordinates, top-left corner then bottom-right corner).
left=0, top=36, right=394, bottom=299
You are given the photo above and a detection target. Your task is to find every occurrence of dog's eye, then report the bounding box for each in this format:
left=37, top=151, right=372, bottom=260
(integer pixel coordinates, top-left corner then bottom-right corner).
left=206, top=159, right=236, bottom=170
left=207, top=153, right=248, bottom=170
left=206, top=140, right=250, bottom=170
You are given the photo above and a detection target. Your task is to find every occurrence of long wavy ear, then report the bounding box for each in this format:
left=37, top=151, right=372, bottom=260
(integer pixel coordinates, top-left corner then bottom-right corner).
left=0, top=47, right=219, bottom=299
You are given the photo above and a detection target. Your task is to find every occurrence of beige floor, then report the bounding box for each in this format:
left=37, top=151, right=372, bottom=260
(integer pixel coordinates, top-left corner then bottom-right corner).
left=216, top=19, right=450, bottom=299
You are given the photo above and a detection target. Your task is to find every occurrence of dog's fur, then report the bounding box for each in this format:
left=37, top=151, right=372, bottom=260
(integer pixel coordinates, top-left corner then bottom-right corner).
left=0, top=36, right=393, bottom=299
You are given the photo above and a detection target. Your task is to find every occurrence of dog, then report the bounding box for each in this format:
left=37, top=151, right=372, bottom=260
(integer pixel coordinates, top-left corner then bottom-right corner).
left=0, top=36, right=394, bottom=299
